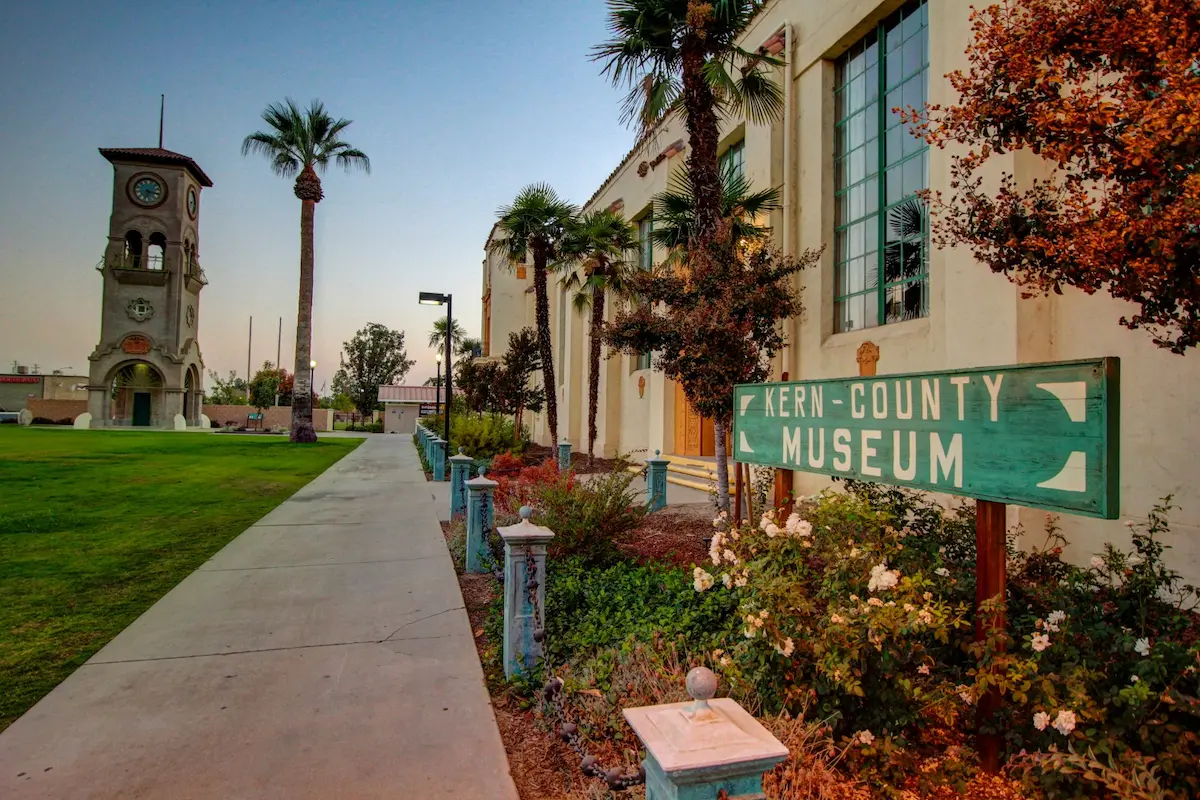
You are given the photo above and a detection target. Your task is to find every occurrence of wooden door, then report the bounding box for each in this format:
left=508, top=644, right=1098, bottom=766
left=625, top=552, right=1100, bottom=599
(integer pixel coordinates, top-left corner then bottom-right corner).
left=673, top=383, right=715, bottom=457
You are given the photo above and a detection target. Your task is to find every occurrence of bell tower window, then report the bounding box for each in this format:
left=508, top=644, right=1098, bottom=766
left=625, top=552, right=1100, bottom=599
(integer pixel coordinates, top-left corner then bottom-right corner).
left=124, top=231, right=143, bottom=268
left=147, top=232, right=166, bottom=271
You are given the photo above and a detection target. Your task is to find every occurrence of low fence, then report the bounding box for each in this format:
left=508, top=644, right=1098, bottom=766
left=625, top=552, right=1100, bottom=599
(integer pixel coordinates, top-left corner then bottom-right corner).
left=21, top=399, right=332, bottom=431
left=204, top=405, right=332, bottom=431
left=25, top=399, right=87, bottom=422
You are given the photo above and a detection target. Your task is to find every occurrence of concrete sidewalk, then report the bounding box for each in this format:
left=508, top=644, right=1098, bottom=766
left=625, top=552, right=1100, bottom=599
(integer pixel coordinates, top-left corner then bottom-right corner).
left=0, top=437, right=517, bottom=799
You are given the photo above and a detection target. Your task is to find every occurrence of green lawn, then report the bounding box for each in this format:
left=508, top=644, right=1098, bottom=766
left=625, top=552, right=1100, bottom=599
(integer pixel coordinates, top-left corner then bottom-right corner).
left=0, top=428, right=360, bottom=732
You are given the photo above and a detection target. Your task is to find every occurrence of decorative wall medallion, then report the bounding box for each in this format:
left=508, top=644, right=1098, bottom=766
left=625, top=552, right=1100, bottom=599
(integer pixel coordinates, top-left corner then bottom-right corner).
left=121, top=334, right=152, bottom=355
left=638, top=375, right=646, bottom=398
left=186, top=305, right=196, bottom=327
left=127, top=297, right=154, bottom=322
left=637, top=161, right=649, bottom=177
left=126, top=172, right=168, bottom=208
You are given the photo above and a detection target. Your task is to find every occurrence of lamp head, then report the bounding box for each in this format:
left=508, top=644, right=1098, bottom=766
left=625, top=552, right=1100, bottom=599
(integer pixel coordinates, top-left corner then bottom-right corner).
left=310, top=360, right=316, bottom=369
left=419, top=291, right=449, bottom=306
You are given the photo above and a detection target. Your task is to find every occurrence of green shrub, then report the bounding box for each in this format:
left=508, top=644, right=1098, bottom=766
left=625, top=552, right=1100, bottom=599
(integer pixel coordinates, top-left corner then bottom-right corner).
left=542, top=556, right=740, bottom=674
left=532, top=468, right=648, bottom=565
left=422, top=413, right=528, bottom=460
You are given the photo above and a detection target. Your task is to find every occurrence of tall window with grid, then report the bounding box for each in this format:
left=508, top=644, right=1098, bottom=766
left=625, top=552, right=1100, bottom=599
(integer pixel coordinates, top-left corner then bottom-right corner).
left=833, top=0, right=929, bottom=333
left=635, top=216, right=653, bottom=370
left=720, top=139, right=746, bottom=181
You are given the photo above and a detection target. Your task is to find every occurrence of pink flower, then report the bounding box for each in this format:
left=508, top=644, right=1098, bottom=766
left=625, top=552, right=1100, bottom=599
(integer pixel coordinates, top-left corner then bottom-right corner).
left=855, top=730, right=874, bottom=745
left=1031, top=633, right=1051, bottom=652
left=1032, top=712, right=1050, bottom=731
left=917, top=664, right=930, bottom=675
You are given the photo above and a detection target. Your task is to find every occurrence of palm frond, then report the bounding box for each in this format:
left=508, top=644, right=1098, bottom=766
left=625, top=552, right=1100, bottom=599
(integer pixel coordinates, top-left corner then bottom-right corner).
left=243, top=97, right=368, bottom=180
left=727, top=64, right=785, bottom=125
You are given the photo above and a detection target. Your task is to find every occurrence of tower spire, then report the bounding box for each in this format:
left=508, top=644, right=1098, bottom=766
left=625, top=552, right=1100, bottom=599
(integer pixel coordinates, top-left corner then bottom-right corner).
left=158, top=94, right=164, bottom=149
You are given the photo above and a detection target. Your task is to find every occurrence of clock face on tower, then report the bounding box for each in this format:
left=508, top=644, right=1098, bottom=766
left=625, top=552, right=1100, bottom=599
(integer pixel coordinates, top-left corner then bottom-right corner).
left=187, top=187, right=198, bottom=219
left=128, top=173, right=167, bottom=207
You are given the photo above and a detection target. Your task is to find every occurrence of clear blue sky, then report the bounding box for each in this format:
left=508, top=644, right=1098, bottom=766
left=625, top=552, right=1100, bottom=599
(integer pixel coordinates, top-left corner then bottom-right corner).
left=0, top=0, right=633, bottom=390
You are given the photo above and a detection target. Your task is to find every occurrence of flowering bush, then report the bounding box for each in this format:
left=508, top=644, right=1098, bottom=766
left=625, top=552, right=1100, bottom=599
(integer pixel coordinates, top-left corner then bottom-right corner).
left=699, top=490, right=974, bottom=756
left=696, top=486, right=1200, bottom=799
left=965, top=500, right=1200, bottom=799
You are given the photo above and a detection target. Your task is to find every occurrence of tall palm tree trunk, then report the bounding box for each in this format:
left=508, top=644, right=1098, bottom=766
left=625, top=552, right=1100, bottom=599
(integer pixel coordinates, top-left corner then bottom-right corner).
left=586, top=290, right=606, bottom=467
left=532, top=255, right=558, bottom=445
left=681, top=34, right=723, bottom=254
left=714, top=418, right=730, bottom=513
left=290, top=169, right=321, bottom=444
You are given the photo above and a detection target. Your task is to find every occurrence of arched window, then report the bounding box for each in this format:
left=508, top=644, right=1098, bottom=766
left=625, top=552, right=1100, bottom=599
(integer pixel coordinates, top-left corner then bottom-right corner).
left=124, top=231, right=143, bottom=268
left=147, top=232, right=166, bottom=271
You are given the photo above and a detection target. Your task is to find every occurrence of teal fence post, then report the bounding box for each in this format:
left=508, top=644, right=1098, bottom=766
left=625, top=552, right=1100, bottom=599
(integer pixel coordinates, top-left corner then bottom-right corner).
left=646, top=450, right=670, bottom=512
left=432, top=438, right=447, bottom=481
left=557, top=439, right=572, bottom=472
left=465, top=467, right=498, bottom=574
left=623, top=667, right=789, bottom=800
left=449, top=447, right=473, bottom=518
left=425, top=429, right=434, bottom=466
left=498, top=507, right=553, bottom=680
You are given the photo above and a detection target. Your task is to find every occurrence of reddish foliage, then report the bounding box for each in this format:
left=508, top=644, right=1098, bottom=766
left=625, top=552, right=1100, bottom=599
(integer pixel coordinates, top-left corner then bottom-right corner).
left=488, top=452, right=525, bottom=478
left=494, top=459, right=574, bottom=514
left=913, top=0, right=1200, bottom=352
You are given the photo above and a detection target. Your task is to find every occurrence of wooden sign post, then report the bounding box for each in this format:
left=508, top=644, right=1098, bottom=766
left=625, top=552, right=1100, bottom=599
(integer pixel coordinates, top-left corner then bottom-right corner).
left=731, top=357, right=1120, bottom=771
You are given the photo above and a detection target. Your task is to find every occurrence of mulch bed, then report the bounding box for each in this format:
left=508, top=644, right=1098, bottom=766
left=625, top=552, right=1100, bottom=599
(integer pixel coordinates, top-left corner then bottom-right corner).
left=620, top=508, right=714, bottom=568
left=522, top=444, right=629, bottom=475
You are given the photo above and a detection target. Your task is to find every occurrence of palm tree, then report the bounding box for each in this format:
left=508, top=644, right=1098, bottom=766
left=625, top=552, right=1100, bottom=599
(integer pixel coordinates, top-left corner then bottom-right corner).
left=651, top=165, right=781, bottom=267
left=559, top=210, right=640, bottom=466
left=489, top=184, right=577, bottom=446
left=594, top=0, right=782, bottom=259
left=428, top=317, right=467, bottom=354
left=594, top=0, right=783, bottom=506
left=455, top=336, right=482, bottom=368
left=242, top=99, right=369, bottom=443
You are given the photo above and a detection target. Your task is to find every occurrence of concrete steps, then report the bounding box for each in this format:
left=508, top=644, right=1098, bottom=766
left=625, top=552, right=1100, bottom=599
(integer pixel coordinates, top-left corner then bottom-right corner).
left=666, top=454, right=716, bottom=493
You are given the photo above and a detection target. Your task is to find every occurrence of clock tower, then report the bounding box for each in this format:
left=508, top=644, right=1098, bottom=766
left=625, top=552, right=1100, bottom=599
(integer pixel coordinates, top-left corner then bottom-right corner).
left=85, top=147, right=213, bottom=428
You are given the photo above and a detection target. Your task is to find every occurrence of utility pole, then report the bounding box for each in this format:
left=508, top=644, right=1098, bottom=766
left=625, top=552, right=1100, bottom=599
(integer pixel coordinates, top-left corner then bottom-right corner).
left=246, top=316, right=253, bottom=402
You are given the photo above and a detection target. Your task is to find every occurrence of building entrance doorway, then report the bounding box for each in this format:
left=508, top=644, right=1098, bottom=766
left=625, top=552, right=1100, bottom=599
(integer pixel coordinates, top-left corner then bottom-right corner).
left=673, top=383, right=715, bottom=457
left=132, top=392, right=151, bottom=426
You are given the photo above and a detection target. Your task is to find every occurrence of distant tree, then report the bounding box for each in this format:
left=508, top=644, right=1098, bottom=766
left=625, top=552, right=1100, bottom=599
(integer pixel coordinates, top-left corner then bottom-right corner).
left=206, top=370, right=248, bottom=405
left=559, top=209, right=640, bottom=465
left=248, top=361, right=282, bottom=417
left=241, top=98, right=369, bottom=441
left=603, top=245, right=818, bottom=511
left=914, top=0, right=1200, bottom=353
left=495, top=327, right=545, bottom=439
left=456, top=359, right=502, bottom=415
left=490, top=184, right=577, bottom=444
left=428, top=318, right=467, bottom=357
left=337, top=323, right=416, bottom=420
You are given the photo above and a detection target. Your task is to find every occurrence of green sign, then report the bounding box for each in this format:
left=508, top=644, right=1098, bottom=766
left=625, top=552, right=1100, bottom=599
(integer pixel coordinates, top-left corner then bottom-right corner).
left=732, top=358, right=1120, bottom=518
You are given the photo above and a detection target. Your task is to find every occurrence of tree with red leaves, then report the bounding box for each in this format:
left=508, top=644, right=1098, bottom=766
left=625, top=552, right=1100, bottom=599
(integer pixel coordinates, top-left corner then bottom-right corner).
left=915, top=0, right=1200, bottom=352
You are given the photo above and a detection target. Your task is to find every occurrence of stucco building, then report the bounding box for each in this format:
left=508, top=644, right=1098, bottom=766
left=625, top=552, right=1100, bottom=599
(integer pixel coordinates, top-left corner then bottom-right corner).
left=482, top=0, right=1200, bottom=583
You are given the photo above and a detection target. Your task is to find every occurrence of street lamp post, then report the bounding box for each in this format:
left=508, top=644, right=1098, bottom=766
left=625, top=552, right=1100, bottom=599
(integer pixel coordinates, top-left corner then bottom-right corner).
left=418, top=291, right=453, bottom=444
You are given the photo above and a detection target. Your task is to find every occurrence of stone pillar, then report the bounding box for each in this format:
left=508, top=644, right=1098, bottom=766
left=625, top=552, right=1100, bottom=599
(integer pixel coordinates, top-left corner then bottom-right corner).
left=498, top=507, right=553, bottom=680
left=646, top=449, right=670, bottom=512
left=624, top=667, right=788, bottom=800
left=86, top=387, right=106, bottom=429
left=448, top=447, right=473, bottom=518
left=557, top=439, right=572, bottom=472
left=465, top=468, right=498, bottom=574
left=432, top=438, right=447, bottom=481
